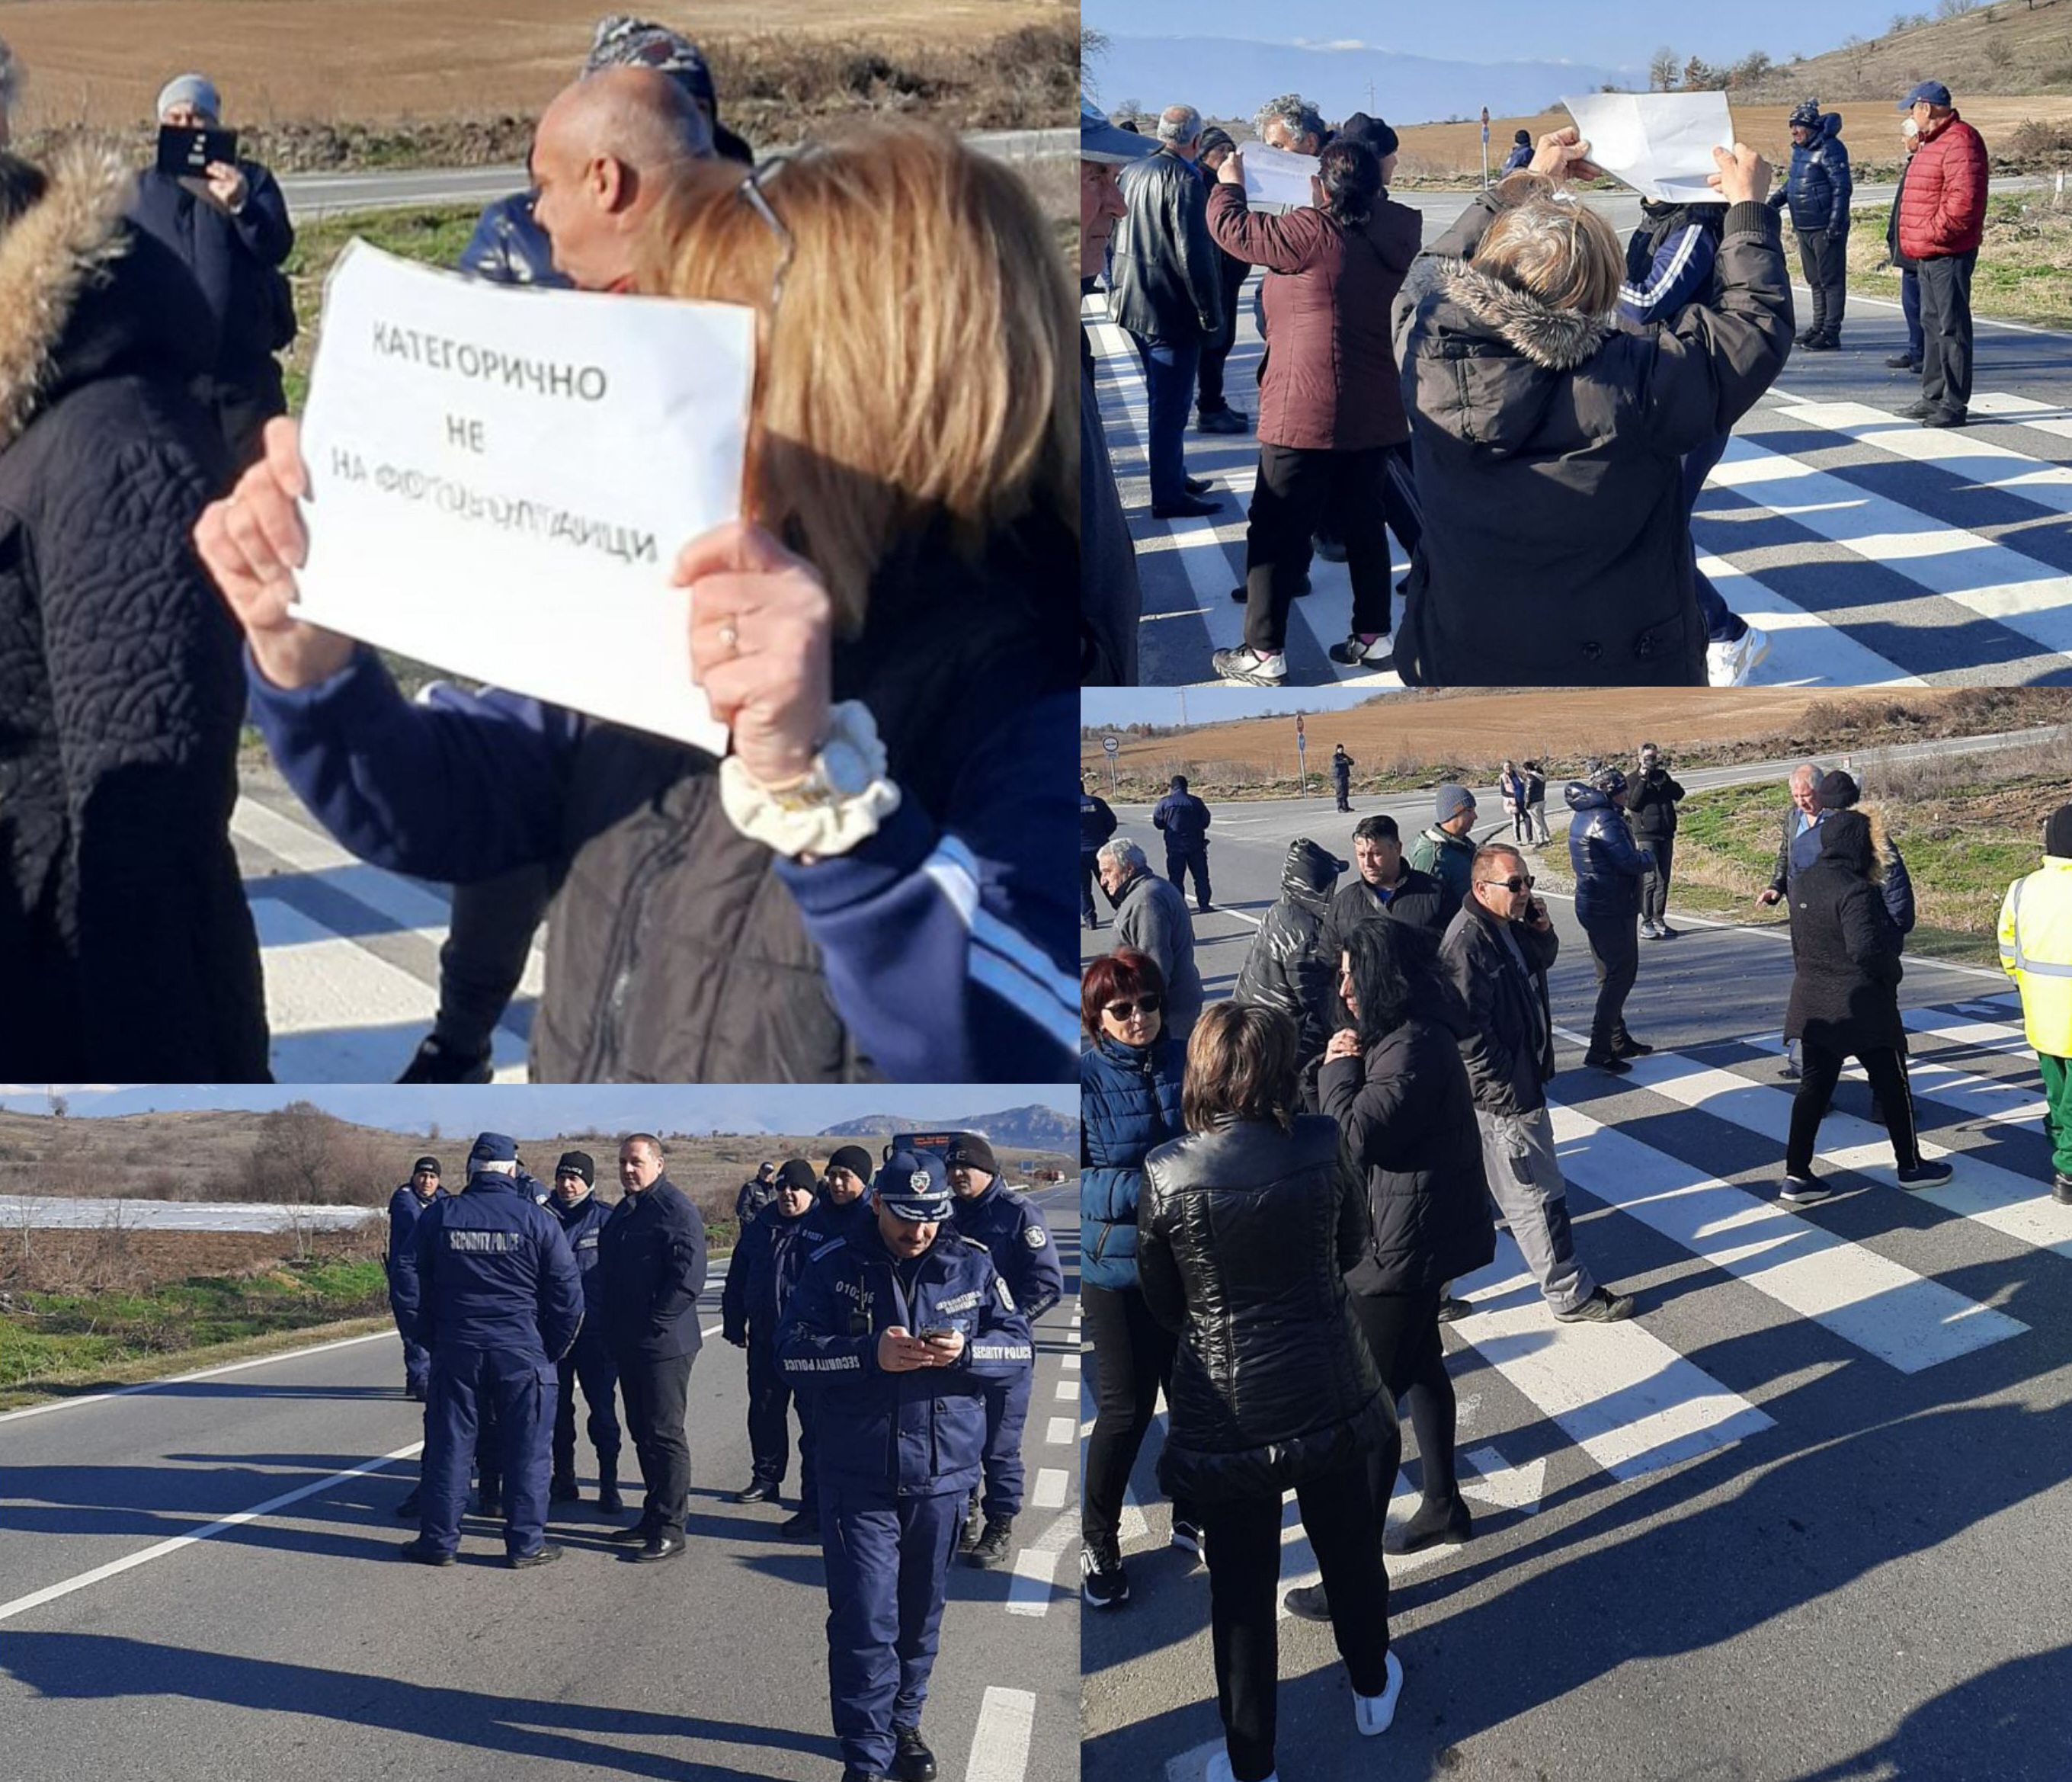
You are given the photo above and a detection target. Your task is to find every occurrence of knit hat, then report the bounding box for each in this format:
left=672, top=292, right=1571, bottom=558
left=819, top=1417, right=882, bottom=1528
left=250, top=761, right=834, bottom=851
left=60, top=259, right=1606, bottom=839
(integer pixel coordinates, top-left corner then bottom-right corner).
left=2045, top=806, right=2072, bottom=857
left=585, top=15, right=715, bottom=108
left=1337, top=111, right=1399, bottom=157
left=1435, top=784, right=1476, bottom=824
left=1197, top=126, right=1236, bottom=158
left=412, top=1155, right=442, bottom=1177
left=827, top=1144, right=875, bottom=1181
left=1816, top=769, right=1861, bottom=809
left=1590, top=765, right=1628, bottom=796
left=554, top=1150, right=595, bottom=1185
left=874, top=1152, right=951, bottom=1222
left=946, top=1133, right=998, bottom=1178
left=155, top=74, right=221, bottom=121
left=776, top=1159, right=818, bottom=1193
left=1789, top=98, right=1821, bottom=130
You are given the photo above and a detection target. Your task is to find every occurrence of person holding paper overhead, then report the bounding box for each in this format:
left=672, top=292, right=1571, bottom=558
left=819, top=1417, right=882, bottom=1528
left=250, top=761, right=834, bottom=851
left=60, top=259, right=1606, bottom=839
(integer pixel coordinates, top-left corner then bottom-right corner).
left=196, top=125, right=1077, bottom=1085
left=1766, top=101, right=1853, bottom=351
left=1391, top=129, right=1792, bottom=687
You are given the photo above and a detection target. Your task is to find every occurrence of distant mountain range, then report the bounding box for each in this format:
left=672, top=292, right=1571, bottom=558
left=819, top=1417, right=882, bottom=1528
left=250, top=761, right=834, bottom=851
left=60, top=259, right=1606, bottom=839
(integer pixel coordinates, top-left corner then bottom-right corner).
left=1094, top=36, right=1631, bottom=128
left=818, top=1104, right=1080, bottom=1153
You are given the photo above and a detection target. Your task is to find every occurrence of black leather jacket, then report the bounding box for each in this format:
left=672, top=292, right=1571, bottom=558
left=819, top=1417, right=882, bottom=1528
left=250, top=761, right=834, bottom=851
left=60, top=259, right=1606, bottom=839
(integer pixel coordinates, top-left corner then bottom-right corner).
left=1138, top=1115, right=1393, bottom=1504
left=1440, top=899, right=1560, bottom=1115
left=1231, top=839, right=1340, bottom=1061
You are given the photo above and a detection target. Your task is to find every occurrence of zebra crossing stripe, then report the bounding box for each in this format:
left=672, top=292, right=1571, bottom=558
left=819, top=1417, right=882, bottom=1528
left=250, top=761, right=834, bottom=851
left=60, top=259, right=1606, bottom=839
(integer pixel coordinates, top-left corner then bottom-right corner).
left=1901, top=1007, right=2036, bottom=1058
left=1766, top=396, right=2072, bottom=523
left=1547, top=1098, right=2026, bottom=1372
left=1582, top=1046, right=2072, bottom=1263
left=1741, top=1030, right=2045, bottom=1125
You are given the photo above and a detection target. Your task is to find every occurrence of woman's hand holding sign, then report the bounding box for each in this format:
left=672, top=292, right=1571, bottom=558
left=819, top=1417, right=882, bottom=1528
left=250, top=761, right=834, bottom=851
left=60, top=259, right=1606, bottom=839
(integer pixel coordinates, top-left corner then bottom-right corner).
left=195, top=416, right=355, bottom=691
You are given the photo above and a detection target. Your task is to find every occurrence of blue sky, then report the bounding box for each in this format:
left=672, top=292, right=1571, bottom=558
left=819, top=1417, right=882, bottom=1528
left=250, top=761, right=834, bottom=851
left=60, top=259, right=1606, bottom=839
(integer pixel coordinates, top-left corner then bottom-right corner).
left=1084, top=1, right=1912, bottom=69
left=0, top=1085, right=1077, bottom=1133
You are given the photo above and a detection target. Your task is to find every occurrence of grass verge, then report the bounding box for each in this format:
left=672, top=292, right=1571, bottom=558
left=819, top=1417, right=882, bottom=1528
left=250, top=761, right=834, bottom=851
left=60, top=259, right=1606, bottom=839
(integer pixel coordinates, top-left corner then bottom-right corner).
left=1839, top=191, right=2072, bottom=330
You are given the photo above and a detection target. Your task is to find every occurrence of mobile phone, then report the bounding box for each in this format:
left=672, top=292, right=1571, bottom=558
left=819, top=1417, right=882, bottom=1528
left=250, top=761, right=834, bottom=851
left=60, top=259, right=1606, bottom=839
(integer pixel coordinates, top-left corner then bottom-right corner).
left=158, top=124, right=239, bottom=178
left=916, top=1325, right=956, bottom=1341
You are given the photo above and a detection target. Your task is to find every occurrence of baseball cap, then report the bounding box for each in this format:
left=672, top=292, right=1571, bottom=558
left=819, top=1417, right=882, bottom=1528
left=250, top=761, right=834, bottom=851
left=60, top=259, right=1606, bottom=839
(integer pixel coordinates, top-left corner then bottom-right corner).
left=1898, top=80, right=1952, bottom=109
left=875, top=1152, right=952, bottom=1222
left=1083, top=95, right=1155, bottom=165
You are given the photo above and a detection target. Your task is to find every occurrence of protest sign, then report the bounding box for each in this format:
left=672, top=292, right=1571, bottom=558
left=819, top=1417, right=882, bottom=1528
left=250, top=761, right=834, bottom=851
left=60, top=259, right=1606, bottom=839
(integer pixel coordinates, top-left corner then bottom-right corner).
left=1561, top=91, right=1736, bottom=204
left=294, top=242, right=754, bottom=753
left=1240, top=143, right=1321, bottom=210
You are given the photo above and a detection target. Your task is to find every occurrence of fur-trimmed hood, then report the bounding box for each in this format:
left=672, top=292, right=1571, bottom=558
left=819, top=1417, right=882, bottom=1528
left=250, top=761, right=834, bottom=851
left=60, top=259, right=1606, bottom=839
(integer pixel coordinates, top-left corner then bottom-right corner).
left=0, top=143, right=214, bottom=453
left=1436, top=258, right=1614, bottom=372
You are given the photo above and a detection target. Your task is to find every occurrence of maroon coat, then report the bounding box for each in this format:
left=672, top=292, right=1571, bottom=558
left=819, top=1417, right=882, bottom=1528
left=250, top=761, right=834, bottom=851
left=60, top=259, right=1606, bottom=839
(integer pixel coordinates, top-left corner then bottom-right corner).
left=1897, top=111, right=1988, bottom=261
left=1206, top=181, right=1420, bottom=452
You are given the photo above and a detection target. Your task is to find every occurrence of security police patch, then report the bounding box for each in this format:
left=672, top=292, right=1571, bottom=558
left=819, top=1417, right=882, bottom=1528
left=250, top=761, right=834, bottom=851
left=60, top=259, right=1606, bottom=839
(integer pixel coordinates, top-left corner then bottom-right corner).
left=911, top=1168, right=931, bottom=1191
left=1023, top=1226, right=1046, bottom=1248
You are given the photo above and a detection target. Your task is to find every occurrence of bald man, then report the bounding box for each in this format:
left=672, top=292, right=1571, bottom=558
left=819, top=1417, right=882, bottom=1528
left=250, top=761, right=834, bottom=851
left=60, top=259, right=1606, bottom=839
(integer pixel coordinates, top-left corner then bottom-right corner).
left=529, top=66, right=713, bottom=292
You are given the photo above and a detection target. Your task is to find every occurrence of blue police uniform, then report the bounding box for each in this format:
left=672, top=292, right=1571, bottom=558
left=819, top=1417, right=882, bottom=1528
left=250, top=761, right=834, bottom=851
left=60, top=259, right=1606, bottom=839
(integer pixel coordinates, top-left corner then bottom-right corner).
left=548, top=1180, right=622, bottom=1497
left=779, top=1160, right=1033, bottom=1780
left=393, top=1141, right=584, bottom=1559
left=472, top=1163, right=550, bottom=1509
left=722, top=1190, right=821, bottom=1493
left=386, top=1177, right=443, bottom=1396
left=1152, top=780, right=1213, bottom=909
left=946, top=1175, right=1061, bottom=1528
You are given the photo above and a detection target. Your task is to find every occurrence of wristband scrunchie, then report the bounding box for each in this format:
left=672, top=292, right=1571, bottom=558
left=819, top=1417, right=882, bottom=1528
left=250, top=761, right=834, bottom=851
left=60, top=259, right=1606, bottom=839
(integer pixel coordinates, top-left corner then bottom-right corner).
left=719, top=698, right=901, bottom=859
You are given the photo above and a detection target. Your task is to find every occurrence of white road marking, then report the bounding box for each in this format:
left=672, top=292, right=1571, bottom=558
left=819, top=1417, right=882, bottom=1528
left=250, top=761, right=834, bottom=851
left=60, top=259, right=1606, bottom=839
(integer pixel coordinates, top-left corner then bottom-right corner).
left=1046, top=1417, right=1076, bottom=1444
left=0, top=1441, right=424, bottom=1626
left=1004, top=1511, right=1077, bottom=1618
left=1054, top=1378, right=1078, bottom=1401
left=964, top=1686, right=1038, bottom=1782
left=1166, top=1740, right=1225, bottom=1782
left=1031, top=1469, right=1068, bottom=1510
left=1546, top=1097, right=2026, bottom=1372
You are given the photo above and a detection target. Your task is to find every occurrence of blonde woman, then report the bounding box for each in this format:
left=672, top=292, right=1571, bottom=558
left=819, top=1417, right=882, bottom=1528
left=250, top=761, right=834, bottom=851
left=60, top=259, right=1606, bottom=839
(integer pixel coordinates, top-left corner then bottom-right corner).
left=197, top=125, right=1078, bottom=1083
left=1391, top=132, right=1792, bottom=688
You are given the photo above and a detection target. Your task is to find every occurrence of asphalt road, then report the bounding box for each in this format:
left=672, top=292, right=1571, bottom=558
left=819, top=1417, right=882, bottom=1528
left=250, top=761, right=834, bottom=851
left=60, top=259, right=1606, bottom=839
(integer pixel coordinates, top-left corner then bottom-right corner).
left=1092, top=177, right=2072, bottom=690
left=277, top=127, right=1072, bottom=220
left=1081, top=798, right=2072, bottom=1780
left=0, top=1191, right=1081, bottom=1782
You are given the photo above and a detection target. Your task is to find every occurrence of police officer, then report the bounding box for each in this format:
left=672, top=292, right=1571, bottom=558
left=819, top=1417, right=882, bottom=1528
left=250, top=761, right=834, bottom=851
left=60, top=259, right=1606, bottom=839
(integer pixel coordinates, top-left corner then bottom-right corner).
left=1331, top=745, right=1354, bottom=813
left=385, top=1155, right=443, bottom=1400
left=1081, top=772, right=1119, bottom=931
left=736, top=1160, right=779, bottom=1223
left=780, top=1145, right=879, bottom=1540
left=943, top=1134, right=1061, bottom=1569
left=722, top=1158, right=821, bottom=1506
left=597, top=1132, right=707, bottom=1562
left=546, top=1151, right=624, bottom=1512
left=1152, top=774, right=1214, bottom=914
left=473, top=1150, right=552, bottom=1519
left=780, top=1154, right=1034, bottom=1782
left=392, top=1133, right=584, bottom=1567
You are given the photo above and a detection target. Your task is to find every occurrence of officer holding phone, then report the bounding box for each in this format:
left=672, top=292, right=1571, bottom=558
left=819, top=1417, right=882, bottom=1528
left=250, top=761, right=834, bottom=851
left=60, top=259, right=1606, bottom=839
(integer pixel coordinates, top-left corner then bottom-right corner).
left=779, top=1152, right=1035, bottom=1782
left=130, top=72, right=296, bottom=469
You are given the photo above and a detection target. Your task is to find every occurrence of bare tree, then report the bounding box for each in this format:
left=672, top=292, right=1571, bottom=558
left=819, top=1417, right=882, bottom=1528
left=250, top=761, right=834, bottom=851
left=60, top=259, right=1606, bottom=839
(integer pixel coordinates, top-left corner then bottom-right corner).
left=1649, top=45, right=1681, bottom=90
left=258, top=1101, right=342, bottom=1262
left=1081, top=24, right=1110, bottom=100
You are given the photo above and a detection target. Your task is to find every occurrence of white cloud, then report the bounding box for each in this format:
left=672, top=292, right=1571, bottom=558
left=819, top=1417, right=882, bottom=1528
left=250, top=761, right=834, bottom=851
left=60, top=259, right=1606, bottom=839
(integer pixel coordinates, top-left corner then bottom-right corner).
left=1291, top=37, right=1370, bottom=52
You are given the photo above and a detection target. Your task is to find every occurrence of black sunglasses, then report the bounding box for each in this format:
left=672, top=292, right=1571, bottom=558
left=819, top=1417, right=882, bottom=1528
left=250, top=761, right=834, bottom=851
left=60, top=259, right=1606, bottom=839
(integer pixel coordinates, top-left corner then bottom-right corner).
left=1479, top=873, right=1536, bottom=893
left=1103, top=995, right=1163, bottom=1019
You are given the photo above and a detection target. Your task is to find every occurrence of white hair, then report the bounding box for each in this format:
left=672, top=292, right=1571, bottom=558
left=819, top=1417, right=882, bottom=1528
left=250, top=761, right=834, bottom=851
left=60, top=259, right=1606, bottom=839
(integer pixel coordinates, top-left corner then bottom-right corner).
left=1254, top=93, right=1324, bottom=144
left=1097, top=838, right=1147, bottom=873
left=1156, top=104, right=1203, bottom=148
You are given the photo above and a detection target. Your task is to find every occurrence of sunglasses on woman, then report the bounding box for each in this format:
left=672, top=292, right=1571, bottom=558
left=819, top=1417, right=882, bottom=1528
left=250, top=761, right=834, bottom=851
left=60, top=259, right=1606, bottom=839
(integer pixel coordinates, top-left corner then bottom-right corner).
left=1103, top=995, right=1162, bottom=1020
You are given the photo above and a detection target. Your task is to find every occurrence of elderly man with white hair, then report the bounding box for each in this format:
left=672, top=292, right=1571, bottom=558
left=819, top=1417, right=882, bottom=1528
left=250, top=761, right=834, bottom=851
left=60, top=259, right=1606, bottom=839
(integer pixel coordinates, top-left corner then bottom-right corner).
left=128, top=71, right=295, bottom=469
left=1107, top=102, right=1226, bottom=521
left=1097, top=838, right=1205, bottom=1043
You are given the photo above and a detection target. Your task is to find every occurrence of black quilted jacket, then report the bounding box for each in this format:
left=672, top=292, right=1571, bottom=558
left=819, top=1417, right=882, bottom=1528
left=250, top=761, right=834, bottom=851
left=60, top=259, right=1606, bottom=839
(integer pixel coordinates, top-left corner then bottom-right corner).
left=1137, top=1114, right=1393, bottom=1504
left=0, top=148, right=267, bottom=1078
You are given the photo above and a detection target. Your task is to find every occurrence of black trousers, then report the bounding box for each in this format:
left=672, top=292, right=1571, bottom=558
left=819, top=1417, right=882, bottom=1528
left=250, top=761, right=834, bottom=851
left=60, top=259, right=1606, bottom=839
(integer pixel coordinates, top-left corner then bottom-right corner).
left=1349, top=1288, right=1448, bottom=1505
left=1583, top=915, right=1641, bottom=1053
left=1918, top=249, right=1978, bottom=417
left=616, top=1348, right=694, bottom=1533
left=1786, top=1041, right=1921, bottom=1176
left=1641, top=836, right=1676, bottom=926
left=1199, top=1458, right=1393, bottom=1782
left=1797, top=229, right=1848, bottom=339
left=552, top=1332, right=621, bottom=1481
left=1241, top=443, right=1414, bottom=655
left=1166, top=845, right=1211, bottom=910
left=1197, top=252, right=1251, bottom=415
left=435, top=864, right=552, bottom=1059
left=1081, top=854, right=1100, bottom=925
left=1081, top=1282, right=1187, bottom=1550
left=745, top=1336, right=801, bottom=1487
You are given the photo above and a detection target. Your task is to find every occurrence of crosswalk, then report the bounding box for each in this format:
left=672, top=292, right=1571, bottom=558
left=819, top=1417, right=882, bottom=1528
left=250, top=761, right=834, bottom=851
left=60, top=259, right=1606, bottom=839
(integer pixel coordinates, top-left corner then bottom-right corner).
left=232, top=784, right=540, bottom=1082
left=1090, top=990, right=2065, bottom=1612
left=1090, top=274, right=2072, bottom=687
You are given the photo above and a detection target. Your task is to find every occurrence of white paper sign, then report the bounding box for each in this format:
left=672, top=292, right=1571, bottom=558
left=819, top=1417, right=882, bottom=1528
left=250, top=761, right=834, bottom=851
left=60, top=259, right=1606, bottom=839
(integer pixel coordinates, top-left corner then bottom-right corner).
left=1240, top=143, right=1321, bottom=210
left=1561, top=91, right=1736, bottom=204
left=294, top=241, right=754, bottom=753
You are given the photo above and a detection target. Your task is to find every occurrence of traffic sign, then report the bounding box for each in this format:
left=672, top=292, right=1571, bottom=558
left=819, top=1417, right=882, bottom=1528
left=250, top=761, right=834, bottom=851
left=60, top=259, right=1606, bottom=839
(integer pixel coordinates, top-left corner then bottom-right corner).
left=1295, top=714, right=1305, bottom=733
left=1103, top=735, right=1119, bottom=756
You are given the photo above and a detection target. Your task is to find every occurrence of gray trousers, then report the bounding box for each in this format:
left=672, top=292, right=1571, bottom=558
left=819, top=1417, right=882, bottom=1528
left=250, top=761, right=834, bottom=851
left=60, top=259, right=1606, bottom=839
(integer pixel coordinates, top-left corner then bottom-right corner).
left=1527, top=800, right=1549, bottom=845
left=1475, top=1104, right=1595, bottom=1314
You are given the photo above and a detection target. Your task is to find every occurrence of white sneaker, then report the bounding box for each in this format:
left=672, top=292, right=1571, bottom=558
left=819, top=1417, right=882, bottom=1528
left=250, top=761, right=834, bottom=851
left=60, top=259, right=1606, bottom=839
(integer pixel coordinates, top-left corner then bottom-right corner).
left=1353, top=1649, right=1404, bottom=1736
left=1706, top=625, right=1772, bottom=687
left=1204, top=1755, right=1276, bottom=1782
left=1327, top=630, right=1392, bottom=666
left=1211, top=646, right=1287, bottom=686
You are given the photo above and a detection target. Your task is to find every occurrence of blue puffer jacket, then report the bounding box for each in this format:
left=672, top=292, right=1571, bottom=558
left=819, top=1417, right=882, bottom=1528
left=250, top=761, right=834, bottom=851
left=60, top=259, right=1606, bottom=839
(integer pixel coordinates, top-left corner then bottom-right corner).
left=457, top=192, right=569, bottom=288
left=1772, top=114, right=1853, bottom=236
left=1081, top=1031, right=1186, bottom=1292
left=1566, top=783, right=1657, bottom=925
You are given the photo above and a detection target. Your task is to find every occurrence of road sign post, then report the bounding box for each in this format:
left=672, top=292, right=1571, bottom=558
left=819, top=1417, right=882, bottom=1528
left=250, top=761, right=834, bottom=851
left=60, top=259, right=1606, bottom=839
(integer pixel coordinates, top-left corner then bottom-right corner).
left=1102, top=732, right=1119, bottom=795
left=1295, top=713, right=1307, bottom=797
left=1481, top=106, right=1491, bottom=191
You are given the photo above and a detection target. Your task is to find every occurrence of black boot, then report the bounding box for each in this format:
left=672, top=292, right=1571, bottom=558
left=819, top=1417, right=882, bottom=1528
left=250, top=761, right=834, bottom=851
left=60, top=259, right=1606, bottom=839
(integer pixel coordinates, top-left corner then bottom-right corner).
left=890, top=1726, right=938, bottom=1782
left=549, top=1472, right=579, bottom=1505
left=596, top=1466, right=624, bottom=1516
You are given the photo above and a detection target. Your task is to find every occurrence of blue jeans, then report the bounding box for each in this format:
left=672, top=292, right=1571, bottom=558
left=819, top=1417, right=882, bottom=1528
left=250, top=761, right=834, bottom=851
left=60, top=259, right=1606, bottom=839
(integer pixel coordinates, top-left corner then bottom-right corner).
left=1901, top=267, right=1923, bottom=364
left=1681, top=431, right=1744, bottom=645
left=1132, top=333, right=1202, bottom=508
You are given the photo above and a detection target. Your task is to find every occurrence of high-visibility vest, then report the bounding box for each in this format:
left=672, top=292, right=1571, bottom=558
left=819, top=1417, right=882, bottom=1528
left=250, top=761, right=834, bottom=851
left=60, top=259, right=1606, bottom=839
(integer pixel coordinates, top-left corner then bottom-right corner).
left=1998, top=857, right=2072, bottom=1059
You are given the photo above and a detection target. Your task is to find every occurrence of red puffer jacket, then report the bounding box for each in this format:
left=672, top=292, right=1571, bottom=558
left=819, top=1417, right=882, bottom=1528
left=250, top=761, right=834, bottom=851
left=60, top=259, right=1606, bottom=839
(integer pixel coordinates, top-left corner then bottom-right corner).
left=1897, top=112, right=1989, bottom=260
